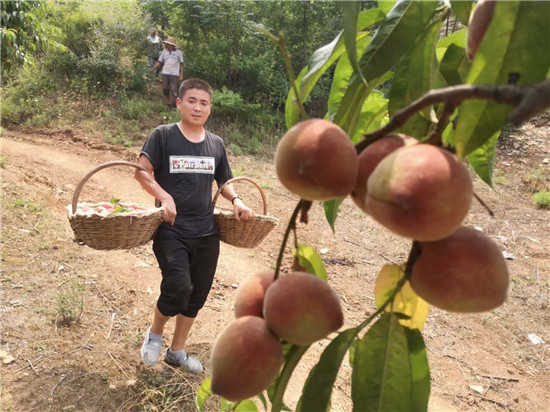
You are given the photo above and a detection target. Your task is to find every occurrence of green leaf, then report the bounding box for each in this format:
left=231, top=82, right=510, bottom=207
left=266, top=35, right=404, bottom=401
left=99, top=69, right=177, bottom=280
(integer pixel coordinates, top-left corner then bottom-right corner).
left=257, top=393, right=267, bottom=411
left=195, top=377, right=212, bottom=412
left=377, top=1, right=396, bottom=15
left=298, top=328, right=358, bottom=412
left=348, top=337, right=359, bottom=366
left=323, top=196, right=345, bottom=233
left=357, top=0, right=439, bottom=82
left=268, top=344, right=309, bottom=412
left=220, top=397, right=230, bottom=410
left=235, top=400, right=259, bottom=412
left=335, top=0, right=439, bottom=135
left=351, top=313, right=412, bottom=412
left=405, top=328, right=431, bottom=412
left=285, top=9, right=385, bottom=129
left=467, top=131, right=500, bottom=187
left=327, top=35, right=373, bottom=122
left=455, top=1, right=550, bottom=159
left=285, top=66, right=308, bottom=129
left=451, top=0, right=473, bottom=27
left=436, top=28, right=466, bottom=60
left=439, top=43, right=471, bottom=86
left=388, top=18, right=441, bottom=138
left=351, top=90, right=389, bottom=142
left=342, top=1, right=366, bottom=85
left=441, top=112, right=458, bottom=147
left=293, top=243, right=327, bottom=281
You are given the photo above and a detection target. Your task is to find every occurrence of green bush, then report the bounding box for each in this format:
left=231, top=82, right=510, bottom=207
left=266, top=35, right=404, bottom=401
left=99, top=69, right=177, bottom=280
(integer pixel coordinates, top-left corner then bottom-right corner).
left=122, top=97, right=155, bottom=121
left=56, top=279, right=85, bottom=326
left=533, top=191, right=550, bottom=209
left=213, top=87, right=260, bottom=121
left=247, top=137, right=262, bottom=154
left=229, top=143, right=243, bottom=156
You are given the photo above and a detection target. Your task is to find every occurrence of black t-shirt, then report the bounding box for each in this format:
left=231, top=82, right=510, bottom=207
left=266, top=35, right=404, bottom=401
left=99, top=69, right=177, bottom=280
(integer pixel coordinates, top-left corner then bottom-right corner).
left=140, top=123, right=233, bottom=238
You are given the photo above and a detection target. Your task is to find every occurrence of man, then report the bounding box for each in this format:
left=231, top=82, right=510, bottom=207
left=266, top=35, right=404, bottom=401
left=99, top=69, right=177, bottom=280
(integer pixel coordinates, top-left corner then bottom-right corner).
left=135, top=78, right=254, bottom=373
left=152, top=36, right=184, bottom=109
left=146, top=27, right=162, bottom=78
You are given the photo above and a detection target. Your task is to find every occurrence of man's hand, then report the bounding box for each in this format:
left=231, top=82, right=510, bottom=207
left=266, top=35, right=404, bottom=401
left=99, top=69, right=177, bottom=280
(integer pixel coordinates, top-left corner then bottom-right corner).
left=233, top=198, right=254, bottom=222
left=160, top=195, right=177, bottom=225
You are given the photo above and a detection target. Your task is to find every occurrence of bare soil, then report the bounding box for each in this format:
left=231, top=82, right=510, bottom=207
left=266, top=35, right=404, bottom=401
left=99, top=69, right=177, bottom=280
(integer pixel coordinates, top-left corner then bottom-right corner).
left=1, top=120, right=549, bottom=412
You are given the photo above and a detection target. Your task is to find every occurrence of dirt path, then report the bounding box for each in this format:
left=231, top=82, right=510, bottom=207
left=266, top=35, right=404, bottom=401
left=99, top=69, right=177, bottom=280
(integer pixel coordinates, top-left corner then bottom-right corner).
left=1, top=126, right=549, bottom=411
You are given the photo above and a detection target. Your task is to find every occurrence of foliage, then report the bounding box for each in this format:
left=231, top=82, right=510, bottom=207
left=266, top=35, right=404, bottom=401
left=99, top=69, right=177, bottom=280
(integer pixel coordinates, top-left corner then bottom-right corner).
left=143, top=0, right=345, bottom=111
left=56, top=279, right=85, bottom=326
left=213, top=87, right=261, bottom=121
left=532, top=191, right=550, bottom=210
left=197, top=1, right=550, bottom=411
left=0, top=0, right=65, bottom=76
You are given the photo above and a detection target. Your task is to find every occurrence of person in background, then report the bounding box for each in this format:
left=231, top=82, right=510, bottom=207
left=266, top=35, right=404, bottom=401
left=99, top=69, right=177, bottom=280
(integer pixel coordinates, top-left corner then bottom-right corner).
left=147, top=27, right=162, bottom=79
left=135, top=78, right=254, bottom=373
left=152, top=36, right=184, bottom=109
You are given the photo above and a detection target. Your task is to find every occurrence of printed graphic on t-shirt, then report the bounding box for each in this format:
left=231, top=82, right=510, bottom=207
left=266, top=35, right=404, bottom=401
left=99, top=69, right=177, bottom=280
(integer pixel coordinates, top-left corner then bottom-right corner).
left=170, top=156, right=215, bottom=174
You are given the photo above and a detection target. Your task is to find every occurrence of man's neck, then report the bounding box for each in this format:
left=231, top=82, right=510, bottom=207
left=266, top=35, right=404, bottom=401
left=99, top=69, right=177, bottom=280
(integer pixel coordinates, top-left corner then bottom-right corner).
left=177, top=121, right=205, bottom=143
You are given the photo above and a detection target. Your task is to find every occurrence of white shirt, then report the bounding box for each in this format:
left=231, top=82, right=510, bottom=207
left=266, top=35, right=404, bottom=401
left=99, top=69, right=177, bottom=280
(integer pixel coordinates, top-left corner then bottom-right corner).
left=158, top=49, right=184, bottom=76
left=148, top=34, right=161, bottom=45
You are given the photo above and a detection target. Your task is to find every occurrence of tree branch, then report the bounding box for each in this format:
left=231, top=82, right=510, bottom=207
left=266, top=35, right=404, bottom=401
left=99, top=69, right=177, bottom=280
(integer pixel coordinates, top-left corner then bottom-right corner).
left=356, top=79, right=550, bottom=153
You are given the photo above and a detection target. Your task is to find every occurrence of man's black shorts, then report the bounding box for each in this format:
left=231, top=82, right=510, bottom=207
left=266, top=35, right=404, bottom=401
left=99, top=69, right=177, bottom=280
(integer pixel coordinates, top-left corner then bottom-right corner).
left=153, top=234, right=220, bottom=318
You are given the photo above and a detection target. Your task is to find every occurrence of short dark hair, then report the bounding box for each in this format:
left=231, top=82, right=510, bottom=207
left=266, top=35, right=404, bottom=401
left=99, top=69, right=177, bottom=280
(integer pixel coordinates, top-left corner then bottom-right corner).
left=178, top=78, right=213, bottom=101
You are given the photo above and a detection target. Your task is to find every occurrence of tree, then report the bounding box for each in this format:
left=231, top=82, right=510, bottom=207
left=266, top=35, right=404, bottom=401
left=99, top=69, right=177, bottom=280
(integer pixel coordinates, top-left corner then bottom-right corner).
left=0, top=0, right=65, bottom=77
left=196, top=1, right=550, bottom=411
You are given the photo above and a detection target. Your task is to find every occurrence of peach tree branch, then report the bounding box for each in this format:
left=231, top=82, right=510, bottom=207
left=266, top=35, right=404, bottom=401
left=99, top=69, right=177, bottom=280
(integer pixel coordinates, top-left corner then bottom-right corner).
left=356, top=79, right=550, bottom=153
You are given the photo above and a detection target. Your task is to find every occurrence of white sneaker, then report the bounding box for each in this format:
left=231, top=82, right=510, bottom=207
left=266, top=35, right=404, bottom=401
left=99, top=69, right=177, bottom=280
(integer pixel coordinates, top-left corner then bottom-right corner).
left=164, top=348, right=204, bottom=374
left=141, top=327, right=163, bottom=366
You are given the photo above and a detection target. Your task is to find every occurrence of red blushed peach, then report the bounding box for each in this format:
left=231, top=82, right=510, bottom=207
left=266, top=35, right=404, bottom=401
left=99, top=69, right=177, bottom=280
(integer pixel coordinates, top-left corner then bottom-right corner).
left=466, top=0, right=497, bottom=61
left=275, top=119, right=358, bottom=201
left=366, top=144, right=472, bottom=241
left=410, top=226, right=509, bottom=312
left=263, top=272, right=343, bottom=346
left=351, top=133, right=417, bottom=213
left=210, top=316, right=283, bottom=402
left=234, top=269, right=275, bottom=318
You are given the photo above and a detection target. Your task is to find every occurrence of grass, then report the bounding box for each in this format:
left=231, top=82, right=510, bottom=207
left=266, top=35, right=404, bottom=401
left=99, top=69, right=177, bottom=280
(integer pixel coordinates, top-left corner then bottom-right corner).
left=494, top=176, right=507, bottom=186
left=119, top=367, right=199, bottom=411
left=56, top=279, right=85, bottom=326
left=522, top=167, right=549, bottom=192
left=532, top=191, right=550, bottom=209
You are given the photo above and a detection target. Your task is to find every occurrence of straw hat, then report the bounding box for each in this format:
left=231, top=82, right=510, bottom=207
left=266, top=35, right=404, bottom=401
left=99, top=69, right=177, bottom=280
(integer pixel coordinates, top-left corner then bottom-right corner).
left=163, top=36, right=177, bottom=47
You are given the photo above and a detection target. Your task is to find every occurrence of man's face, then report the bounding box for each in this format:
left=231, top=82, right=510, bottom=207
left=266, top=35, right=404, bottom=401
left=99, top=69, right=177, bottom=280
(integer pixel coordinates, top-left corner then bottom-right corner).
left=177, top=89, right=212, bottom=127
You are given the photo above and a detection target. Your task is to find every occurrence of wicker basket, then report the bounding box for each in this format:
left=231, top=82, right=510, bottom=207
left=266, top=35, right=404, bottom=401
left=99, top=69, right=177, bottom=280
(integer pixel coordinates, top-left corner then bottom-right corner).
left=67, top=161, right=163, bottom=250
left=213, top=177, right=279, bottom=248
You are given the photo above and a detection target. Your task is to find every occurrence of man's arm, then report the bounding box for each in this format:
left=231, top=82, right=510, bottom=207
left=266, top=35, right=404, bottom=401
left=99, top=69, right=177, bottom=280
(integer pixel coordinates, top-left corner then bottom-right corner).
left=219, top=183, right=254, bottom=221
left=135, top=155, right=177, bottom=225
left=179, top=61, right=184, bottom=81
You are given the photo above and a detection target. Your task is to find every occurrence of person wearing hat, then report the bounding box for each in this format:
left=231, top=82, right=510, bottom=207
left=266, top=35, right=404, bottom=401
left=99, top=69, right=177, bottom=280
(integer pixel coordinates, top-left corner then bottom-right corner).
left=147, top=28, right=162, bottom=79
left=152, top=36, right=184, bottom=109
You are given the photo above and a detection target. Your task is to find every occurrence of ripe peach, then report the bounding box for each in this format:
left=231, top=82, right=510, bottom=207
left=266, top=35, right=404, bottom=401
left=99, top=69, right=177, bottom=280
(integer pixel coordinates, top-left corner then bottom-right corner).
left=366, top=144, right=472, bottom=241
left=275, top=119, right=358, bottom=201
left=263, top=272, right=343, bottom=346
left=210, top=316, right=283, bottom=402
left=351, top=133, right=417, bottom=213
left=234, top=269, right=275, bottom=318
left=466, top=0, right=497, bottom=61
left=410, top=226, right=509, bottom=312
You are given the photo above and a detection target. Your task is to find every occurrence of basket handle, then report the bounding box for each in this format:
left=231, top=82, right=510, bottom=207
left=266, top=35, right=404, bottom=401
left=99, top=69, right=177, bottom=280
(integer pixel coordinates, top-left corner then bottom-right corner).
left=71, top=161, right=152, bottom=214
left=212, top=176, right=267, bottom=215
